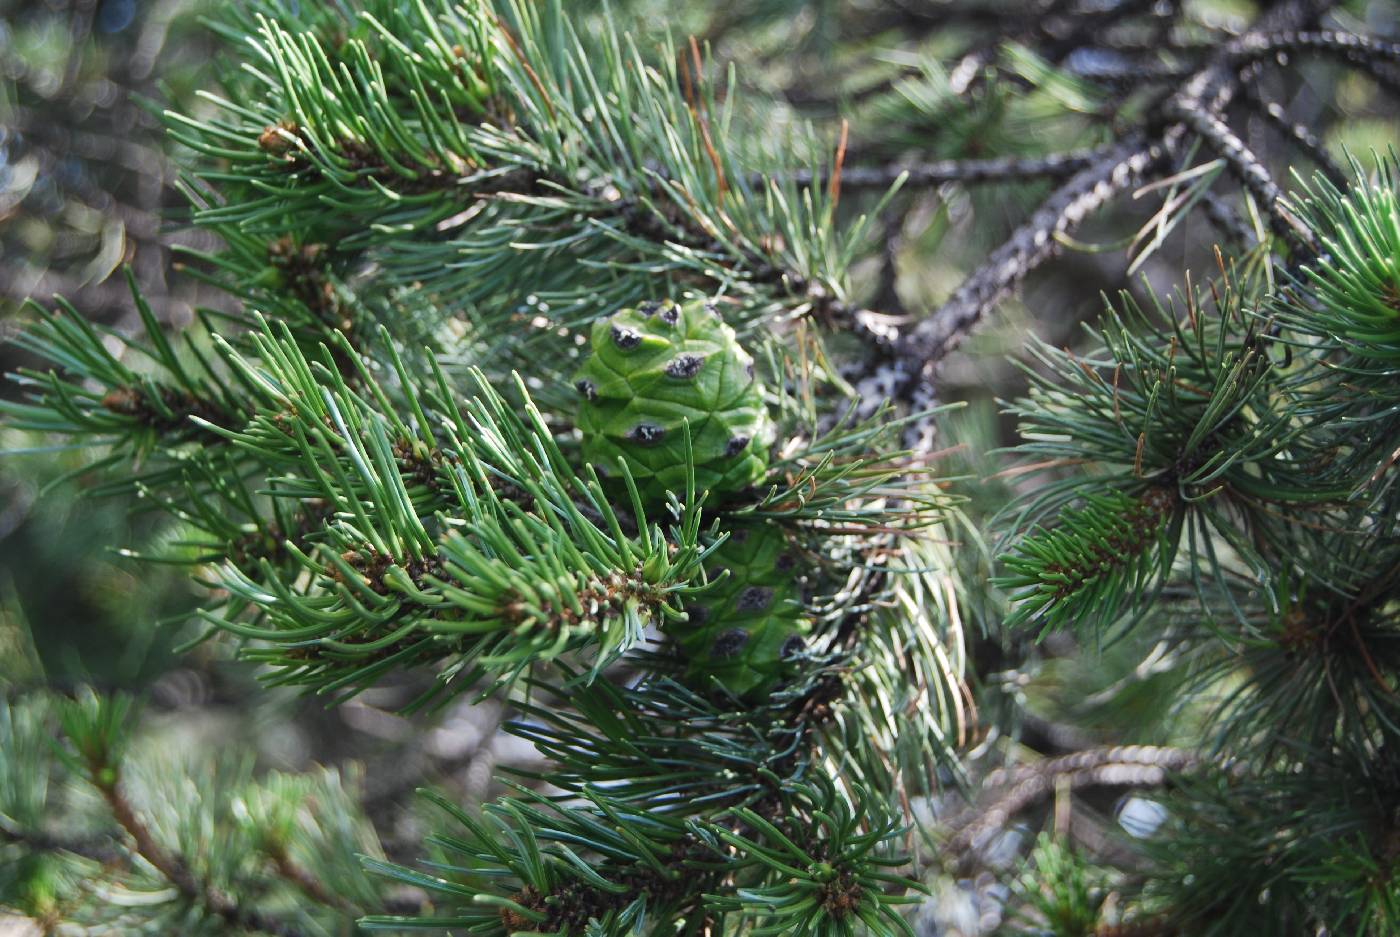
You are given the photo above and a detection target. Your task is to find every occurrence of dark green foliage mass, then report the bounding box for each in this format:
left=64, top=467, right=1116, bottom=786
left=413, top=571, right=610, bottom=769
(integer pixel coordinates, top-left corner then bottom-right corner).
left=995, top=160, right=1400, bottom=935
left=5, top=1, right=1400, bottom=936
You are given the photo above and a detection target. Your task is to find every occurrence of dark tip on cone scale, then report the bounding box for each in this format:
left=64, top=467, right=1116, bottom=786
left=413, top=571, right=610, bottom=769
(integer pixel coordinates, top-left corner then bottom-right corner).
left=712, top=628, right=748, bottom=658
left=666, top=353, right=704, bottom=379
left=629, top=423, right=665, bottom=446
left=736, top=586, right=773, bottom=612
left=611, top=324, right=642, bottom=350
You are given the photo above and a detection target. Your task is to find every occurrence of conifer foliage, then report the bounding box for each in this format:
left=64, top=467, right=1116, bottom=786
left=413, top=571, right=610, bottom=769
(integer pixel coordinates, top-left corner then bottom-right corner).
left=2, top=0, right=1399, bottom=935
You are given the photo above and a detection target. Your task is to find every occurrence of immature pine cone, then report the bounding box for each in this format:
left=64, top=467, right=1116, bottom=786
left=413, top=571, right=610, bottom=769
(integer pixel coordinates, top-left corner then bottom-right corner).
left=574, top=299, right=771, bottom=506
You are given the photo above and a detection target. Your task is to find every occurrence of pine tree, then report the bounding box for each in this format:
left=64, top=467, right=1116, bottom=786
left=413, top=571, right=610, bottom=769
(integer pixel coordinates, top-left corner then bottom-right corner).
left=2, top=1, right=1399, bottom=935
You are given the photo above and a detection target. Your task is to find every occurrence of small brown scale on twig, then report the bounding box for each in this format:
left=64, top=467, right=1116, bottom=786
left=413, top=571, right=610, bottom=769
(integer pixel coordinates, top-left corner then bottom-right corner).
left=227, top=499, right=332, bottom=569
left=257, top=119, right=304, bottom=159
left=508, top=879, right=629, bottom=935
left=1381, top=281, right=1400, bottom=313
left=817, top=870, right=865, bottom=919
left=1041, top=486, right=1178, bottom=606
left=1276, top=607, right=1324, bottom=655
left=392, top=439, right=447, bottom=494
left=335, top=548, right=446, bottom=598
left=789, top=668, right=845, bottom=728
left=500, top=569, right=659, bottom=634
left=392, top=437, right=536, bottom=510
left=337, top=139, right=488, bottom=197
left=500, top=839, right=713, bottom=935
left=267, top=236, right=357, bottom=336
left=101, top=385, right=226, bottom=437
left=499, top=886, right=545, bottom=932
left=285, top=548, right=457, bottom=667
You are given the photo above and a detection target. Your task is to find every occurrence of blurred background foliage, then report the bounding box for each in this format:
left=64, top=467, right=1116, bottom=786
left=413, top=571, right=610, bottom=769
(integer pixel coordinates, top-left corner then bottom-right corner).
left=1, top=0, right=218, bottom=692
left=1, top=1, right=1398, bottom=935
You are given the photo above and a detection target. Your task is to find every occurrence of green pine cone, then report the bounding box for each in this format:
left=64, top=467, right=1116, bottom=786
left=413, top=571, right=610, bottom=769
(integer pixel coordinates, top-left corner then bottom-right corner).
left=671, top=523, right=809, bottom=698
left=573, top=298, right=772, bottom=506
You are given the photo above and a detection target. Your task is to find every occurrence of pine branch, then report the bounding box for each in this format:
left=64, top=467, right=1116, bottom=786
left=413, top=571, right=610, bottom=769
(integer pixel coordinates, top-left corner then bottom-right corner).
left=779, top=145, right=1117, bottom=192
left=167, top=1, right=881, bottom=342
left=30, top=690, right=393, bottom=936
left=366, top=775, right=923, bottom=936
left=996, top=487, right=1180, bottom=636
left=856, top=0, right=1341, bottom=402
left=893, top=134, right=1163, bottom=386
left=1234, top=28, right=1400, bottom=68
left=1160, top=97, right=1308, bottom=247
left=361, top=787, right=714, bottom=935
left=1007, top=831, right=1142, bottom=935
left=1273, top=155, right=1400, bottom=374
left=1066, top=58, right=1196, bottom=86
left=1135, top=758, right=1400, bottom=933
left=85, top=748, right=308, bottom=937
left=179, top=328, right=706, bottom=703
left=944, top=746, right=1203, bottom=861
left=0, top=824, right=120, bottom=865
left=12, top=5, right=1400, bottom=935
left=980, top=744, right=1205, bottom=789
left=993, top=270, right=1360, bottom=638
left=3, top=284, right=247, bottom=453
left=264, top=843, right=359, bottom=915
left=1237, top=82, right=1347, bottom=187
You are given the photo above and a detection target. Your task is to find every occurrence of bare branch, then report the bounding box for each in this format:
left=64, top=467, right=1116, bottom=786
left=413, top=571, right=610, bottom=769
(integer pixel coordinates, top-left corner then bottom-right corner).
left=1238, top=81, right=1348, bottom=187
left=943, top=746, right=1203, bottom=861
left=1162, top=98, right=1304, bottom=243
left=894, top=134, right=1164, bottom=379
left=862, top=0, right=1338, bottom=408
left=1235, top=28, right=1400, bottom=68
left=776, top=145, right=1119, bottom=192
left=0, top=823, right=120, bottom=864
